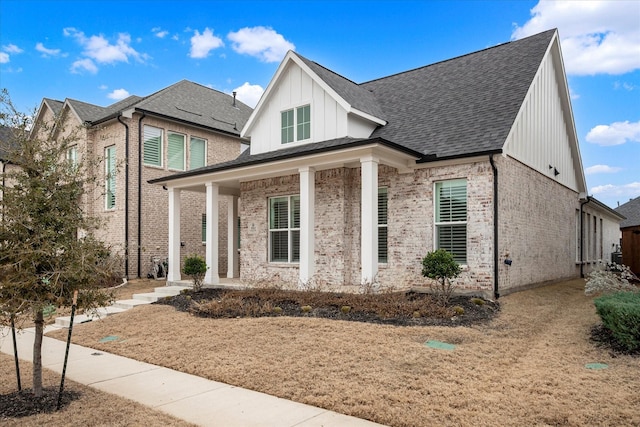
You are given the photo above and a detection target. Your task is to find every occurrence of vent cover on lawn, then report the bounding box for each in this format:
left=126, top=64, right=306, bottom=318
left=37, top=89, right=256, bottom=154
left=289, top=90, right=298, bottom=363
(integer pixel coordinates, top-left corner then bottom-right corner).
left=424, top=340, right=456, bottom=350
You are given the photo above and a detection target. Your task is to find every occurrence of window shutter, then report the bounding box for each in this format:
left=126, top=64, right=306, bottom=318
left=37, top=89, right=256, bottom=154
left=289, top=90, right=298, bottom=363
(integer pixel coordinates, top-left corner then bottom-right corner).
left=190, top=137, right=206, bottom=169
left=201, top=214, right=206, bottom=243
left=143, top=126, right=163, bottom=167
left=378, top=188, right=388, bottom=263
left=168, top=133, right=185, bottom=170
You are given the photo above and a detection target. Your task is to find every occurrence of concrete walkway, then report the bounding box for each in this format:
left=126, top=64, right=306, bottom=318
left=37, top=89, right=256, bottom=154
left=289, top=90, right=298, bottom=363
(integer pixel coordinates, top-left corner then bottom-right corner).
left=1, top=326, right=385, bottom=426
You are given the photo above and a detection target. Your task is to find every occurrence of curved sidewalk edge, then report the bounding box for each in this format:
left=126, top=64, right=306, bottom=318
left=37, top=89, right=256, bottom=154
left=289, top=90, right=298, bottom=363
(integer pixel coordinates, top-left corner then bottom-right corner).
left=0, top=327, right=386, bottom=427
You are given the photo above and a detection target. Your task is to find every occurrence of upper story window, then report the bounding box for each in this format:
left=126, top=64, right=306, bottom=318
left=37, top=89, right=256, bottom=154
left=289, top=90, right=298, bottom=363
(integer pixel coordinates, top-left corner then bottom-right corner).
left=143, top=125, right=163, bottom=167
left=105, top=145, right=116, bottom=210
left=281, top=105, right=310, bottom=144
left=168, top=132, right=186, bottom=171
left=66, top=145, right=77, bottom=167
left=435, top=179, right=467, bottom=264
left=190, top=137, right=206, bottom=170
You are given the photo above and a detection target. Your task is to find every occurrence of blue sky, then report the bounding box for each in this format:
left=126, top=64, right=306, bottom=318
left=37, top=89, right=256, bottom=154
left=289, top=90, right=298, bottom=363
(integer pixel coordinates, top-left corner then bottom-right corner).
left=1, top=0, right=638, bottom=208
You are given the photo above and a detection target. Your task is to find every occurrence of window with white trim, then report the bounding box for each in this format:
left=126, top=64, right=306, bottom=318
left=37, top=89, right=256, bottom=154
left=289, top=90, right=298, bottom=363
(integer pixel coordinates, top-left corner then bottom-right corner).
left=281, top=105, right=310, bottom=144
left=143, top=125, right=163, bottom=167
left=269, top=195, right=300, bottom=262
left=105, top=145, right=116, bottom=210
left=378, top=187, right=388, bottom=263
left=168, top=132, right=186, bottom=171
left=66, top=145, right=77, bottom=167
left=575, top=209, right=581, bottom=262
left=190, top=137, right=206, bottom=170
left=435, top=179, right=467, bottom=264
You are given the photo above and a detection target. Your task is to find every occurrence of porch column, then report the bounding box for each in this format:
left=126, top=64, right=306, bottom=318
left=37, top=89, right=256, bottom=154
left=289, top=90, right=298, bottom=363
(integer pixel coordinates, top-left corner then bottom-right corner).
left=167, top=187, right=182, bottom=282
left=204, top=182, right=219, bottom=285
left=227, top=195, right=239, bottom=278
left=299, top=167, right=316, bottom=286
left=361, top=156, right=379, bottom=284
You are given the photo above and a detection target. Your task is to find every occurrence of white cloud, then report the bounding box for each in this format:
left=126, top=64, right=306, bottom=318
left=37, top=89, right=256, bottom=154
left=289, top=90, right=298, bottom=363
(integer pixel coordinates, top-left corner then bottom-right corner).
left=0, top=52, right=8, bottom=63
left=189, top=28, right=224, bottom=59
left=614, top=81, right=638, bottom=91
left=591, top=182, right=640, bottom=199
left=3, top=44, right=23, bottom=54
left=585, top=164, right=622, bottom=175
left=35, top=42, right=62, bottom=57
left=64, top=27, right=144, bottom=65
left=228, top=26, right=294, bottom=63
left=512, top=0, right=640, bottom=75
left=232, top=82, right=265, bottom=108
left=70, top=58, right=98, bottom=74
left=107, top=88, right=130, bottom=100
left=152, top=27, right=169, bottom=38
left=98, top=84, right=108, bottom=90
left=586, top=120, right=640, bottom=146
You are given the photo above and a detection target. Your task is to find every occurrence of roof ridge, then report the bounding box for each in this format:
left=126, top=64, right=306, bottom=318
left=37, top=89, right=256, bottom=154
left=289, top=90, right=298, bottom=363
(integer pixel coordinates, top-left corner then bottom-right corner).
left=362, top=28, right=557, bottom=85
left=294, top=52, right=361, bottom=87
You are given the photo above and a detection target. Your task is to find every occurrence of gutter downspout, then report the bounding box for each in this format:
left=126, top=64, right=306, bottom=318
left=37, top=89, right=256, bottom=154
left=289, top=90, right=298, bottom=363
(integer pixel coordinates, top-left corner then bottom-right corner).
left=117, top=114, right=130, bottom=279
left=580, top=196, right=591, bottom=278
left=489, top=154, right=500, bottom=299
left=137, top=112, right=146, bottom=278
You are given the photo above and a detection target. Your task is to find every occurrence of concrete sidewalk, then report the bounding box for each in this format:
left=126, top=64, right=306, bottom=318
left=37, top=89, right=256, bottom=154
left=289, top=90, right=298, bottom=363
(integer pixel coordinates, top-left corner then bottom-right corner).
left=1, top=327, right=385, bottom=427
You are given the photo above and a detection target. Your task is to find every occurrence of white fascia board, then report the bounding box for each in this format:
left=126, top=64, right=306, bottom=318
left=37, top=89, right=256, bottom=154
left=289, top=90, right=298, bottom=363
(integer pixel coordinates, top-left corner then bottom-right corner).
left=159, top=143, right=419, bottom=190
left=348, top=107, right=387, bottom=126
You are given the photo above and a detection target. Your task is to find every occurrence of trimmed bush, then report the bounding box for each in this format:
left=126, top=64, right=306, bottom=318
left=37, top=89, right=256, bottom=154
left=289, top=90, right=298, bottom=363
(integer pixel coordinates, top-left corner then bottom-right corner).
left=594, top=292, right=640, bottom=352
left=421, top=249, right=461, bottom=305
left=183, top=255, right=207, bottom=292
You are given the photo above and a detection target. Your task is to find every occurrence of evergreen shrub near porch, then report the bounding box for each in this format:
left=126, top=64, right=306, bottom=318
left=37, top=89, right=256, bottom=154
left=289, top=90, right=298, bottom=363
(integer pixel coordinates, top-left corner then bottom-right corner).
left=594, top=292, right=640, bottom=352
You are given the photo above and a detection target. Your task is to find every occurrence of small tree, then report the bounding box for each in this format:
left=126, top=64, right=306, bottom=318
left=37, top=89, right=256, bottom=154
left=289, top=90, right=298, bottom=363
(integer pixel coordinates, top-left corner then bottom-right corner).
left=0, top=89, right=117, bottom=397
left=421, top=249, right=461, bottom=305
left=183, top=255, right=207, bottom=291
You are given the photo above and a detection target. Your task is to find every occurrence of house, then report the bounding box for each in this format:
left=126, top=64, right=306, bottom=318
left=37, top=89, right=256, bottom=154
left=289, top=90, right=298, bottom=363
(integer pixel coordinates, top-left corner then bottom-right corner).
left=30, top=81, right=252, bottom=279
left=615, top=197, right=640, bottom=275
left=150, top=29, right=622, bottom=297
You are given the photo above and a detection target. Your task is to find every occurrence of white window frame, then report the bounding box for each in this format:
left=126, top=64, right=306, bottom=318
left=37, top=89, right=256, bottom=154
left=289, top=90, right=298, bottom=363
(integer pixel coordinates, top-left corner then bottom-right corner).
left=281, top=104, right=311, bottom=144
left=105, top=145, right=116, bottom=210
left=189, top=136, right=207, bottom=170
left=167, top=132, right=186, bottom=171
left=143, top=125, right=163, bottom=167
left=378, top=187, right=388, bottom=264
left=434, top=179, right=467, bottom=264
left=268, top=195, right=300, bottom=263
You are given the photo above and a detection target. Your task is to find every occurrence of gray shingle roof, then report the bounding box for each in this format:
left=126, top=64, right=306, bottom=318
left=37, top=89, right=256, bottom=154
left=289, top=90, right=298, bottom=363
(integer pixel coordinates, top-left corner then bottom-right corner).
left=0, top=125, right=16, bottom=160
left=43, top=98, right=64, bottom=116
left=296, top=54, right=386, bottom=120
left=363, top=29, right=555, bottom=158
left=133, top=80, right=252, bottom=136
left=50, top=81, right=251, bottom=137
left=615, top=197, right=640, bottom=228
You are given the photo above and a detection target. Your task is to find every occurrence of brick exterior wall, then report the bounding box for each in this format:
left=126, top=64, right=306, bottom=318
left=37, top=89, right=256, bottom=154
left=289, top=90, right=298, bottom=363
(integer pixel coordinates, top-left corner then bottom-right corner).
left=239, top=156, right=586, bottom=294
left=77, top=113, right=241, bottom=279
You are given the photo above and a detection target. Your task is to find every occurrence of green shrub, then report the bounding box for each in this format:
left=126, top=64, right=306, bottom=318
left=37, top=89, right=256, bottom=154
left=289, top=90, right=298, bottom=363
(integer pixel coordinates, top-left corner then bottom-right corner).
left=421, top=249, right=462, bottom=306
left=594, top=292, right=640, bottom=352
left=182, top=255, right=208, bottom=292
left=340, top=305, right=351, bottom=314
left=301, top=305, right=312, bottom=313
left=471, top=298, right=485, bottom=306
left=452, top=306, right=464, bottom=315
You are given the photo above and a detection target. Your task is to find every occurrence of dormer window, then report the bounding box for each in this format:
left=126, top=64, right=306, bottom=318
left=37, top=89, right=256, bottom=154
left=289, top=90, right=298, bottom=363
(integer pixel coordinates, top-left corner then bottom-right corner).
left=281, top=104, right=310, bottom=144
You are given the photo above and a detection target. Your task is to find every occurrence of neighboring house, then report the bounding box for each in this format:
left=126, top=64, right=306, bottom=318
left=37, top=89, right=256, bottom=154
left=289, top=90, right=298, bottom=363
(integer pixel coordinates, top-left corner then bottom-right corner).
left=151, top=29, right=622, bottom=297
left=30, top=81, right=252, bottom=279
left=615, top=197, right=640, bottom=275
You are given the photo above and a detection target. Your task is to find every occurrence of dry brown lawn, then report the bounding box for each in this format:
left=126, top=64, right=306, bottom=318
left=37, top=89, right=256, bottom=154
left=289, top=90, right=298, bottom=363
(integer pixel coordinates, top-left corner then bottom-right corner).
left=0, top=353, right=196, bottom=426
left=45, top=279, right=639, bottom=426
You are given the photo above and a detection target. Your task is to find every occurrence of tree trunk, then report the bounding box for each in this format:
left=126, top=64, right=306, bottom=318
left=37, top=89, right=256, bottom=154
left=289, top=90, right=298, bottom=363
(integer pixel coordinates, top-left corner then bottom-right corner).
left=33, top=309, right=44, bottom=397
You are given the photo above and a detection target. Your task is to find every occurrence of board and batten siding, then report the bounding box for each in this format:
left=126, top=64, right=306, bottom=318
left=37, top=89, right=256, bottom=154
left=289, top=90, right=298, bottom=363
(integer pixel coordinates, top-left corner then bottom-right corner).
left=504, top=46, right=579, bottom=192
left=249, top=62, right=377, bottom=155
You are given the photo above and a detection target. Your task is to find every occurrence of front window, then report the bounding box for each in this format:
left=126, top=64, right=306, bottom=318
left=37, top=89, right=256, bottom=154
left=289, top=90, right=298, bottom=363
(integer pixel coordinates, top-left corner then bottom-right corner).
left=143, top=125, right=163, bottom=167
left=269, top=195, right=300, bottom=262
left=190, top=137, right=206, bottom=170
left=105, top=145, right=116, bottom=210
left=168, top=132, right=186, bottom=171
left=66, top=145, right=77, bottom=167
left=281, top=105, right=310, bottom=144
left=378, top=188, right=388, bottom=263
left=435, top=179, right=467, bottom=264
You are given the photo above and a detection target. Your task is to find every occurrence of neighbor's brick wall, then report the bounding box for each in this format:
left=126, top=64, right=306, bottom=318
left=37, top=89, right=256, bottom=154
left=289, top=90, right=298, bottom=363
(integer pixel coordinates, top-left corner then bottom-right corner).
left=496, top=155, right=580, bottom=292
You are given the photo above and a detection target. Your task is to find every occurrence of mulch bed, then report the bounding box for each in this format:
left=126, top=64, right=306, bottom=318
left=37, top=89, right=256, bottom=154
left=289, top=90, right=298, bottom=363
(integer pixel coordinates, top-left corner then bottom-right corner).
left=0, top=387, right=80, bottom=419
left=155, top=288, right=500, bottom=327
left=590, top=324, right=640, bottom=357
